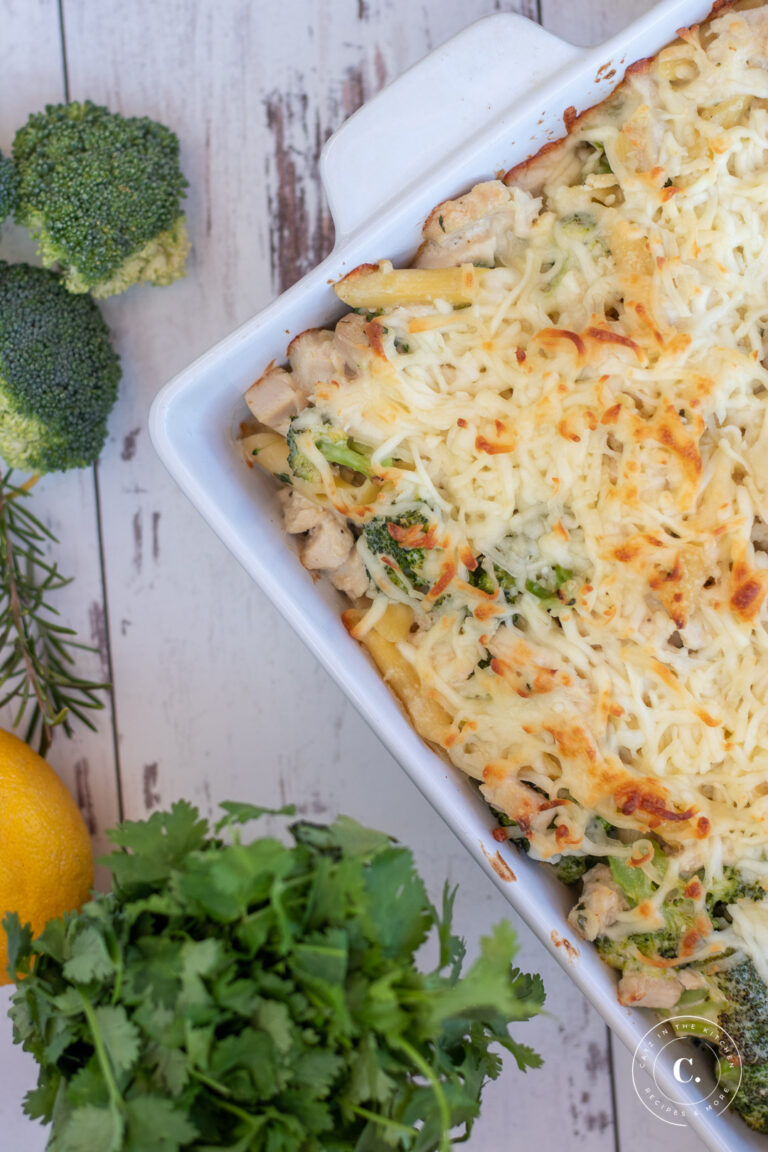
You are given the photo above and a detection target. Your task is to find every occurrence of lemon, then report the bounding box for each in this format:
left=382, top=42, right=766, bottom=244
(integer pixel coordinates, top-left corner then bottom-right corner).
left=0, top=728, right=93, bottom=984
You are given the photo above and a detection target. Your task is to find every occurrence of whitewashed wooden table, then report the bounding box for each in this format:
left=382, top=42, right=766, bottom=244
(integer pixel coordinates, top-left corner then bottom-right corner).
left=0, top=2, right=708, bottom=1150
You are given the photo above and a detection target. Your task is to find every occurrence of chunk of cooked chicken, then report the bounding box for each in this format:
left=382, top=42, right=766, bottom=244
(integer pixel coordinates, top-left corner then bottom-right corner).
left=278, top=487, right=326, bottom=534
left=567, top=863, right=630, bottom=941
left=678, top=968, right=708, bottom=991
left=618, top=972, right=683, bottom=1009
left=287, top=328, right=336, bottom=396
left=415, top=181, right=539, bottom=269
left=329, top=548, right=369, bottom=599
left=245, top=366, right=305, bottom=435
left=332, top=312, right=371, bottom=378
left=300, top=515, right=354, bottom=572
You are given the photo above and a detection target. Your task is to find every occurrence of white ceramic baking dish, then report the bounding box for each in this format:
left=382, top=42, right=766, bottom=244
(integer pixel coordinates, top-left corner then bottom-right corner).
left=149, top=5, right=762, bottom=1149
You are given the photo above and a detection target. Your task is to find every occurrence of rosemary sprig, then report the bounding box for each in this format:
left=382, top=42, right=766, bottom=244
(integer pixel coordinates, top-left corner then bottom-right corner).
left=0, top=468, right=108, bottom=756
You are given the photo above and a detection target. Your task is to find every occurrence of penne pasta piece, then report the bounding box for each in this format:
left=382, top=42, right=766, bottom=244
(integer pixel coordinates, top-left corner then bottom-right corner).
left=342, top=609, right=450, bottom=745
left=335, top=262, right=489, bottom=308
left=239, top=431, right=290, bottom=476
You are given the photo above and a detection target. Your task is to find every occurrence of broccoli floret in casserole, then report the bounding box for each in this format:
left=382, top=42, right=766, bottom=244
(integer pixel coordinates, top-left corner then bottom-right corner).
left=706, top=867, right=767, bottom=921
left=0, top=262, right=120, bottom=472
left=13, top=101, right=189, bottom=297
left=714, top=960, right=768, bottom=1066
left=580, top=847, right=768, bottom=1133
left=286, top=411, right=374, bottom=484
left=525, top=564, right=576, bottom=604
left=468, top=557, right=518, bottom=605
left=362, top=509, right=436, bottom=598
left=719, top=1058, right=768, bottom=1133
left=669, top=959, right=768, bottom=1131
left=552, top=854, right=589, bottom=887
left=0, top=151, right=19, bottom=224
left=596, top=927, right=685, bottom=967
left=673, top=959, right=768, bottom=1067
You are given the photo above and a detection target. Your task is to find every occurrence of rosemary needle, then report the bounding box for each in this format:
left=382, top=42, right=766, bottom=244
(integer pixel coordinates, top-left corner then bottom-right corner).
left=0, top=468, right=109, bottom=756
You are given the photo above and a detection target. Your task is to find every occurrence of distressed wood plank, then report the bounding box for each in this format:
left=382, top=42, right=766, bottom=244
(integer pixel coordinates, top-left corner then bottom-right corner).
left=0, top=0, right=121, bottom=873
left=612, top=1040, right=707, bottom=1152
left=59, top=2, right=620, bottom=1149
left=542, top=0, right=650, bottom=45
left=0, top=9, right=105, bottom=1149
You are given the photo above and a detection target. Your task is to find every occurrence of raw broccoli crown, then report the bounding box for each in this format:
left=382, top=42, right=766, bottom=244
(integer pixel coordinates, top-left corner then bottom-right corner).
left=0, top=151, right=19, bottom=224
left=0, top=261, right=120, bottom=473
left=13, top=101, right=188, bottom=295
left=286, top=413, right=372, bottom=484
left=363, top=509, right=431, bottom=595
left=720, top=1059, right=768, bottom=1132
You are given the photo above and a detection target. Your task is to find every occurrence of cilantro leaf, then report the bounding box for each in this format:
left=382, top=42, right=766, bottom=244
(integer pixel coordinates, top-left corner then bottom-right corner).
left=125, top=1096, right=197, bottom=1151
left=62, top=923, right=116, bottom=985
left=93, top=1006, right=141, bottom=1076
left=3, top=911, right=33, bottom=981
left=47, top=1103, right=123, bottom=1152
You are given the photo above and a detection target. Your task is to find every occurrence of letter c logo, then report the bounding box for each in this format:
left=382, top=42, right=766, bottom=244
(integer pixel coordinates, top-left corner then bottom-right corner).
left=673, top=1057, right=694, bottom=1083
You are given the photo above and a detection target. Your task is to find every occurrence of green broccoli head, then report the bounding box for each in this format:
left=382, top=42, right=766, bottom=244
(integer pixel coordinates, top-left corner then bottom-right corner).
left=13, top=101, right=189, bottom=298
left=287, top=411, right=373, bottom=484
left=362, top=509, right=433, bottom=597
left=468, top=557, right=518, bottom=604
left=0, top=151, right=19, bottom=224
left=706, top=867, right=767, bottom=922
left=720, top=1058, right=768, bottom=1132
left=596, top=928, right=682, bottom=968
left=712, top=959, right=768, bottom=1066
left=0, top=261, right=120, bottom=472
left=552, top=854, right=589, bottom=887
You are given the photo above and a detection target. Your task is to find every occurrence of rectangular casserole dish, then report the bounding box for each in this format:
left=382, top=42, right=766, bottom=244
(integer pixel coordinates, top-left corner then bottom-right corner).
left=149, top=5, right=763, bottom=1149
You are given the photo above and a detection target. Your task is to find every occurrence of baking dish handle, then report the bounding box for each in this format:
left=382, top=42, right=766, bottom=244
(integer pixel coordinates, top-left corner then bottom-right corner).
left=321, top=12, right=581, bottom=242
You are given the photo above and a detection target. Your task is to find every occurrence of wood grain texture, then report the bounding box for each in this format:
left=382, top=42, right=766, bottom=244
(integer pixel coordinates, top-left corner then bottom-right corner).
left=0, top=0, right=121, bottom=871
left=0, top=11, right=108, bottom=1152
left=541, top=0, right=651, bottom=45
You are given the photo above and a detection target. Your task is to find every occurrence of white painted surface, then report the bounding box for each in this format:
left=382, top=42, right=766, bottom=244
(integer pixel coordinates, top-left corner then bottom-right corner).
left=0, top=2, right=713, bottom=1150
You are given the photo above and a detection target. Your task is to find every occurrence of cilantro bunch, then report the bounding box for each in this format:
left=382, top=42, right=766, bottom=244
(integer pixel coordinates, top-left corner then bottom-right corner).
left=5, top=801, right=545, bottom=1152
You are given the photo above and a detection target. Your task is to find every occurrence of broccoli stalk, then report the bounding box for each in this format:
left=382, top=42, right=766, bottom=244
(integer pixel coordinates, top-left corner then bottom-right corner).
left=525, top=564, right=575, bottom=602
left=287, top=413, right=373, bottom=484
left=13, top=101, right=189, bottom=297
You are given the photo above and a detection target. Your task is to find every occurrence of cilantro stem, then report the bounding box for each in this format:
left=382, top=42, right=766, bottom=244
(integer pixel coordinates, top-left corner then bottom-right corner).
left=78, top=995, right=123, bottom=1119
left=349, top=1104, right=417, bottom=1137
left=396, top=1036, right=452, bottom=1151
left=189, top=1071, right=265, bottom=1133
left=207, top=1095, right=260, bottom=1129
left=190, top=1066, right=234, bottom=1098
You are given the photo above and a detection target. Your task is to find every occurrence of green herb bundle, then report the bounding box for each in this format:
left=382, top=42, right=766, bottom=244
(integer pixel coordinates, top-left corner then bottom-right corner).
left=5, top=801, right=545, bottom=1152
left=0, top=470, right=108, bottom=754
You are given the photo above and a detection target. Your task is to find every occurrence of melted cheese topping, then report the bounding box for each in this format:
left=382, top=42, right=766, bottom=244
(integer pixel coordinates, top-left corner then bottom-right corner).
left=266, top=5, right=768, bottom=966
